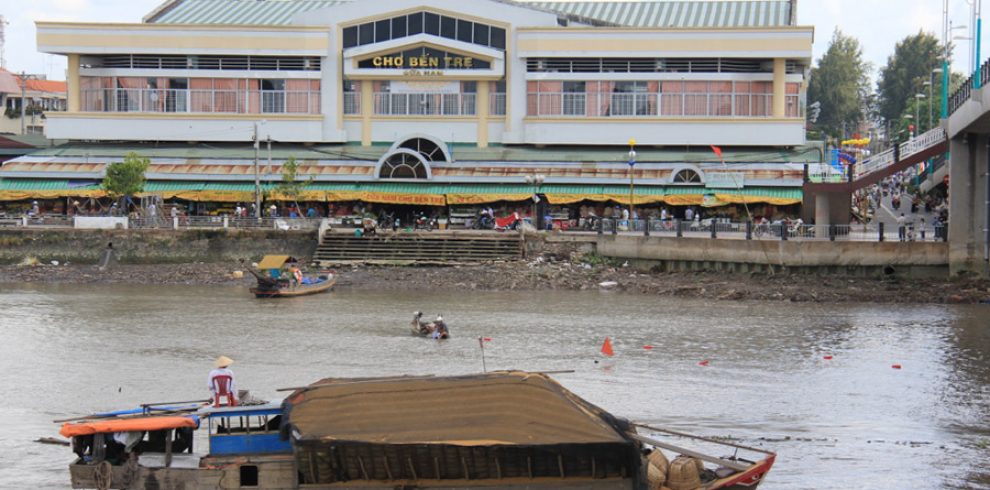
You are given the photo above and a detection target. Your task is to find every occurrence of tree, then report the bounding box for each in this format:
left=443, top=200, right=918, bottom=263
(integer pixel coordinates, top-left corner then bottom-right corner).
left=807, top=29, right=871, bottom=138
left=102, top=152, right=150, bottom=200
left=876, top=31, right=942, bottom=125
left=272, top=157, right=312, bottom=212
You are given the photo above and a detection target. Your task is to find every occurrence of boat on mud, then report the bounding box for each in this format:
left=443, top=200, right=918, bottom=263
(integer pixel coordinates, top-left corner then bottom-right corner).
left=58, top=371, right=775, bottom=490
left=249, top=255, right=335, bottom=298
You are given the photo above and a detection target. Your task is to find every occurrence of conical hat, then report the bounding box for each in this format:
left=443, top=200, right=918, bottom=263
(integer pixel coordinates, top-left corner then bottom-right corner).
left=214, top=355, right=234, bottom=368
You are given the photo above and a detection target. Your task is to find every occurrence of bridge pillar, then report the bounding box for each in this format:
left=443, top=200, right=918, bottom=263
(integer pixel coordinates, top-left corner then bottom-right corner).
left=948, top=134, right=990, bottom=277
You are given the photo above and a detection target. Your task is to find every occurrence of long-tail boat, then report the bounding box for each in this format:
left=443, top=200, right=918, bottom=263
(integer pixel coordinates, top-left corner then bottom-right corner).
left=249, top=255, right=335, bottom=298
left=58, top=371, right=776, bottom=489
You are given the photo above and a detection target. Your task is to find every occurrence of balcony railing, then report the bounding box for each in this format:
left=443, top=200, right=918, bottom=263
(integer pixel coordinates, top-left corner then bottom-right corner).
left=81, top=88, right=321, bottom=114
left=526, top=92, right=796, bottom=118
left=373, top=92, right=477, bottom=116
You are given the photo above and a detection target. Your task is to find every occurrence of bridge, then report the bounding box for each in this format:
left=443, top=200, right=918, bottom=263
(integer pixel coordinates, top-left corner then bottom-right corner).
left=799, top=69, right=990, bottom=277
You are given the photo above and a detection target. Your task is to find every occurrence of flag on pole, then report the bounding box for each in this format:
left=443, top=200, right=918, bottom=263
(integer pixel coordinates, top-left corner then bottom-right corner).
left=601, top=337, right=614, bottom=357
left=710, top=145, right=723, bottom=159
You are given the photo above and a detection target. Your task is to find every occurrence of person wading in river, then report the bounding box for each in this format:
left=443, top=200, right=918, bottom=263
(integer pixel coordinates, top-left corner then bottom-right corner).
left=208, top=356, right=237, bottom=407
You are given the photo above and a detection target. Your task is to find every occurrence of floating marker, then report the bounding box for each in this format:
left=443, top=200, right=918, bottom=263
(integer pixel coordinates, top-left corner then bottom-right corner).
left=698, top=360, right=710, bottom=367
left=601, top=337, right=614, bottom=357
left=892, top=364, right=902, bottom=370
left=483, top=337, right=492, bottom=342
left=823, top=355, right=833, bottom=360
left=643, top=345, right=654, bottom=350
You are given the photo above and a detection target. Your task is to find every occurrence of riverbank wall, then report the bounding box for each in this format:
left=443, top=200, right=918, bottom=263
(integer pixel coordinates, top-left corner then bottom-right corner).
left=0, top=229, right=317, bottom=265
left=595, top=235, right=950, bottom=278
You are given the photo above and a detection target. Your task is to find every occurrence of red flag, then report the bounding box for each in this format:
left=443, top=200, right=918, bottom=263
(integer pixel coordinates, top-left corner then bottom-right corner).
left=600, top=337, right=614, bottom=357
left=710, top=145, right=723, bottom=159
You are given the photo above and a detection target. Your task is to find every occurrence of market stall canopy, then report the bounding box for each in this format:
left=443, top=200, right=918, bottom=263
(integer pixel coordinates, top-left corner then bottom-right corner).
left=285, top=371, right=631, bottom=446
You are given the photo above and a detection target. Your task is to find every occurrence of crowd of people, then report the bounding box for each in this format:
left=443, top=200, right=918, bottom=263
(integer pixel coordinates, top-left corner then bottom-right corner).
left=852, top=167, right=949, bottom=241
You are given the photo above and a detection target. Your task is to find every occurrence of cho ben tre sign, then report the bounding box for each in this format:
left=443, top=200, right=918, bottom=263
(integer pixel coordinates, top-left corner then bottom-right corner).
left=371, top=55, right=475, bottom=69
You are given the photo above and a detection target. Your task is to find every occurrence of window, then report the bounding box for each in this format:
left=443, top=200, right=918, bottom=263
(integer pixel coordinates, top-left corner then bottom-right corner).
left=457, top=19, right=472, bottom=43
left=391, top=16, right=407, bottom=38
left=563, top=81, right=586, bottom=116
left=343, top=26, right=358, bottom=48
left=408, top=13, right=424, bottom=35
left=375, top=19, right=390, bottom=43
left=490, top=27, right=506, bottom=49
left=261, top=79, right=285, bottom=113
left=359, top=23, right=374, bottom=45
left=474, top=24, right=489, bottom=46
left=440, top=16, right=456, bottom=39
left=424, top=13, right=440, bottom=35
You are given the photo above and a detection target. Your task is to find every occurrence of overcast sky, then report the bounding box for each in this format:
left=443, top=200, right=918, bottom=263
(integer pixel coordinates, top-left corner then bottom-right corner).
left=0, top=0, right=983, bottom=82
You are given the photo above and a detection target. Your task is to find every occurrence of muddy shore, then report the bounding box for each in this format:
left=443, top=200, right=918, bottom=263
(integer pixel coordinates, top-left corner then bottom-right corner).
left=2, top=260, right=989, bottom=304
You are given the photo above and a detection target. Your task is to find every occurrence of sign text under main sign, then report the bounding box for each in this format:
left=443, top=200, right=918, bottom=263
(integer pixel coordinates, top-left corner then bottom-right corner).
left=372, top=55, right=475, bottom=69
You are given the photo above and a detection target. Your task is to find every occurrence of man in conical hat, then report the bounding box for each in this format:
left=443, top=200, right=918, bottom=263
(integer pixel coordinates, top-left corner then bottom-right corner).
left=208, top=356, right=237, bottom=406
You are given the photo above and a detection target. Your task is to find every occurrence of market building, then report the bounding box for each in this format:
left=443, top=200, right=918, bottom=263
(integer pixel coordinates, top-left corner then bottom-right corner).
left=1, top=0, right=818, bottom=226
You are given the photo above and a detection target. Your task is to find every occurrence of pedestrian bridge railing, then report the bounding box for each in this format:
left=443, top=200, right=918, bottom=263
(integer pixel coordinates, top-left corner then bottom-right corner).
left=853, top=127, right=946, bottom=180
left=579, top=218, right=946, bottom=243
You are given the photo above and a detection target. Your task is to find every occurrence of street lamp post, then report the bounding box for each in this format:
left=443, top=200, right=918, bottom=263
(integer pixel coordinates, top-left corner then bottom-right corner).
left=627, top=138, right=637, bottom=231
left=253, top=120, right=267, bottom=218
left=524, top=173, right=545, bottom=229
left=914, top=93, right=926, bottom=135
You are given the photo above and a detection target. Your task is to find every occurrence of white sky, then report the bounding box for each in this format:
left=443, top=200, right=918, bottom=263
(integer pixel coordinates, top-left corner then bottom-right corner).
left=0, top=0, right=984, bottom=82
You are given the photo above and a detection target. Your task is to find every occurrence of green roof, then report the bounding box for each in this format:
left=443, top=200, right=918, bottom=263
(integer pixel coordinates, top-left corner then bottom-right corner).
left=0, top=179, right=101, bottom=191
left=25, top=142, right=823, bottom=164
left=148, top=0, right=792, bottom=28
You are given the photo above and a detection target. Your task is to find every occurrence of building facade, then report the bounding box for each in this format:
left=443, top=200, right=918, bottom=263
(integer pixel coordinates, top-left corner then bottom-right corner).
left=1, top=0, right=817, bottom=219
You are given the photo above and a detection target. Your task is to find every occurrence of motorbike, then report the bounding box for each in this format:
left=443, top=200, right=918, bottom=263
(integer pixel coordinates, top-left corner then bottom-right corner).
left=473, top=214, right=495, bottom=230
left=414, top=214, right=437, bottom=231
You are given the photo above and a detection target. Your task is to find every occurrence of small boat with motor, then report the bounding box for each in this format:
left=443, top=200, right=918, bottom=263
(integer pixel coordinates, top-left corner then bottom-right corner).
left=56, top=371, right=775, bottom=490
left=248, top=255, right=335, bottom=298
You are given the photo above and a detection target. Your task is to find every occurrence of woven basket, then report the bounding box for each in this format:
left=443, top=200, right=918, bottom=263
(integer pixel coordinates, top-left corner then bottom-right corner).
left=647, top=462, right=667, bottom=490
left=648, top=449, right=670, bottom=474
left=666, top=456, right=702, bottom=490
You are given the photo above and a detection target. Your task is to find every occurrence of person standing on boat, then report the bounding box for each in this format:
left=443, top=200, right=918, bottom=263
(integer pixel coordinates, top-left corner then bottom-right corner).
left=208, top=356, right=237, bottom=406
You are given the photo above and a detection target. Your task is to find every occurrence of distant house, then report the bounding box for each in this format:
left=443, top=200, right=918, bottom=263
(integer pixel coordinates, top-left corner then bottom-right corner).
left=0, top=68, right=67, bottom=135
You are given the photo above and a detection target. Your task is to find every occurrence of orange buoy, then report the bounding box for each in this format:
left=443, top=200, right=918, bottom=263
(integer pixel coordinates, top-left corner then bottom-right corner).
left=892, top=364, right=902, bottom=369
left=601, top=337, right=614, bottom=357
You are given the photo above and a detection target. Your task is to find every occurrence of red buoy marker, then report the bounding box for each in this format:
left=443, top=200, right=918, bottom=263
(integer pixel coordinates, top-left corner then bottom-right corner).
left=823, top=355, right=833, bottom=360
left=698, top=360, right=710, bottom=367
left=892, top=364, right=902, bottom=370
left=643, top=345, right=654, bottom=350
left=601, top=337, right=614, bottom=357
left=483, top=337, right=492, bottom=342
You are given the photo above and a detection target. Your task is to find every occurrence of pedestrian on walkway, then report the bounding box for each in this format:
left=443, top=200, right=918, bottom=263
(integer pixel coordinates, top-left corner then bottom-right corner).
left=897, top=213, right=907, bottom=242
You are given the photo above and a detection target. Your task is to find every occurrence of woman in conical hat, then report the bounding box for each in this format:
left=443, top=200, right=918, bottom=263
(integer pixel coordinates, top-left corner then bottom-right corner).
left=209, top=356, right=237, bottom=406
left=214, top=355, right=234, bottom=368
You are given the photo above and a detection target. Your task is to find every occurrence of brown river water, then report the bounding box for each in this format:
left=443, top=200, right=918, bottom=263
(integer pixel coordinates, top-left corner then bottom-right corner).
left=0, top=283, right=988, bottom=489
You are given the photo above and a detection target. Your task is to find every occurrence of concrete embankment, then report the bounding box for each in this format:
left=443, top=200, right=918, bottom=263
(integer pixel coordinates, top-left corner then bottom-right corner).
left=0, top=229, right=317, bottom=265
left=595, top=235, right=950, bottom=278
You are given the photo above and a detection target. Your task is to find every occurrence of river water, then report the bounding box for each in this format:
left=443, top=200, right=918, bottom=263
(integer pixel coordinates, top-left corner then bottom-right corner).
left=0, top=283, right=988, bottom=489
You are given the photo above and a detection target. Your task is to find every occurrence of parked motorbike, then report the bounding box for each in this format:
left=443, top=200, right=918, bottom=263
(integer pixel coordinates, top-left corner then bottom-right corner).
left=473, top=214, right=494, bottom=230
left=414, top=214, right=437, bottom=231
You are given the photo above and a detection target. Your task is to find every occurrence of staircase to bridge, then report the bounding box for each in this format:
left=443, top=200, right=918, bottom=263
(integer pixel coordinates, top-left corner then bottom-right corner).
left=314, top=230, right=523, bottom=265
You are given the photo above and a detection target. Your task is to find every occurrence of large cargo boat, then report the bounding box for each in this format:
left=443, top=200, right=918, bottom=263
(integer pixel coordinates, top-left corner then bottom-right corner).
left=59, top=371, right=775, bottom=489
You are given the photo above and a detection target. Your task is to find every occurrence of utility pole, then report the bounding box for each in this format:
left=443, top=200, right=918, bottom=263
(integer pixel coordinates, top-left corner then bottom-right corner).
left=266, top=135, right=272, bottom=183
left=253, top=122, right=261, bottom=218
left=20, top=71, right=26, bottom=135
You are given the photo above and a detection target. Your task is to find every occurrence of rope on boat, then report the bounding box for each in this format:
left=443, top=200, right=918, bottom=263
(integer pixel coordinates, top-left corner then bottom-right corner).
left=94, top=461, right=112, bottom=490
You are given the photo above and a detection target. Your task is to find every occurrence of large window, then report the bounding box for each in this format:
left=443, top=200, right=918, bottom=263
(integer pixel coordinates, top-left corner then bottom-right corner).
left=343, top=12, right=506, bottom=50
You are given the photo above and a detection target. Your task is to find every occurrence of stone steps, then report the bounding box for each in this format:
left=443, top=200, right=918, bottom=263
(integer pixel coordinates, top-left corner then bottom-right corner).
left=315, top=232, right=522, bottom=264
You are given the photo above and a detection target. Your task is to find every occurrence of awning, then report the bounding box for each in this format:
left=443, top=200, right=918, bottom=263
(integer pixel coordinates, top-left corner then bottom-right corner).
left=0, top=179, right=802, bottom=206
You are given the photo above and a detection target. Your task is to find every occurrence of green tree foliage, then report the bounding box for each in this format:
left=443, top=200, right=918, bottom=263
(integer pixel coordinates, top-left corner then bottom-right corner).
left=891, top=71, right=965, bottom=143
left=273, top=156, right=312, bottom=204
left=807, top=29, right=871, bottom=138
left=101, top=152, right=150, bottom=199
left=877, top=31, right=942, bottom=125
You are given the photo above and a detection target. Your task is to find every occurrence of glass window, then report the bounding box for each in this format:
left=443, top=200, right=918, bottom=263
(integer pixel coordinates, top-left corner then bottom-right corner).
left=473, top=24, right=490, bottom=46
left=343, top=26, right=357, bottom=48
left=563, top=81, right=585, bottom=92
left=440, top=16, right=456, bottom=39
left=358, top=23, right=374, bottom=45
left=408, top=13, right=424, bottom=35
left=462, top=81, right=477, bottom=93
left=491, top=27, right=506, bottom=49
left=457, top=19, right=473, bottom=43
left=424, top=13, right=440, bottom=35
left=375, top=19, right=390, bottom=43
left=391, top=16, right=407, bottom=38
left=261, top=79, right=285, bottom=91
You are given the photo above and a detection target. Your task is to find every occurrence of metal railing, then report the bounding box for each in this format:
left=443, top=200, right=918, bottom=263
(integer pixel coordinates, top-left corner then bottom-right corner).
left=578, top=218, right=947, bottom=243
left=81, top=88, right=321, bottom=114
left=373, top=92, right=477, bottom=116
left=526, top=91, right=792, bottom=118
left=853, top=127, right=946, bottom=180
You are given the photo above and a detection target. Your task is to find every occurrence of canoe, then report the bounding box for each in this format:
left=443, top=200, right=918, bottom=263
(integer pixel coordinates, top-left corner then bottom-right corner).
left=60, top=416, right=199, bottom=437
left=250, top=277, right=335, bottom=298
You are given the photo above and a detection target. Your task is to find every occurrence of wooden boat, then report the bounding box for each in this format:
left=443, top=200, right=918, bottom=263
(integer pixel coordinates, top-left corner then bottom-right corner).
left=58, top=371, right=776, bottom=490
left=249, top=255, right=335, bottom=298
left=410, top=312, right=450, bottom=339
